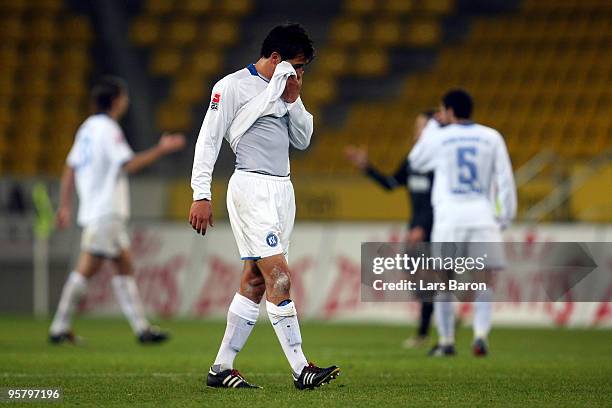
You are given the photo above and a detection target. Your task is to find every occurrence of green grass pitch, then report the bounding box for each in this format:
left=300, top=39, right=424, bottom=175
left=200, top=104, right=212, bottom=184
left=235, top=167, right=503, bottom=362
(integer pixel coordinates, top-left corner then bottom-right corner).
left=1, top=317, right=611, bottom=407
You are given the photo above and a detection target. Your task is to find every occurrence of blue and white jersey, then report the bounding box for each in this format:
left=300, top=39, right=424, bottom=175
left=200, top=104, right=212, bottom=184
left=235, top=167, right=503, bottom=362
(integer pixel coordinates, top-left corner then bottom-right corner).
left=191, top=62, right=313, bottom=201
left=66, top=114, right=134, bottom=226
left=409, top=120, right=517, bottom=228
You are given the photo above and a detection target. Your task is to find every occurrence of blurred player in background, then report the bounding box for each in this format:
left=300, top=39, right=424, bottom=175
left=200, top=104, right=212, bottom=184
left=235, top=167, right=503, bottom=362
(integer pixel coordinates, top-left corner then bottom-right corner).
left=409, top=89, right=517, bottom=356
left=344, top=110, right=436, bottom=348
left=189, top=24, right=340, bottom=390
left=49, top=76, right=186, bottom=345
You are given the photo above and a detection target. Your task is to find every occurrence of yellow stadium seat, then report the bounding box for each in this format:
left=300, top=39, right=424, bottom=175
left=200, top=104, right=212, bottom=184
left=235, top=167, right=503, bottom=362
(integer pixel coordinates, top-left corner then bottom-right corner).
left=405, top=20, right=441, bottom=47
left=144, top=0, right=174, bottom=15
left=369, top=18, right=402, bottom=46
left=156, top=102, right=193, bottom=131
left=21, top=76, right=50, bottom=98
left=330, top=18, right=363, bottom=46
left=23, top=46, right=53, bottom=70
left=382, top=0, right=414, bottom=15
left=0, top=103, right=11, bottom=129
left=188, top=49, right=223, bottom=74
left=0, top=0, right=27, bottom=13
left=218, top=0, right=253, bottom=16
left=131, top=16, right=159, bottom=45
left=343, top=0, right=377, bottom=15
left=164, top=17, right=197, bottom=46
left=301, top=76, right=337, bottom=105
left=54, top=74, right=88, bottom=100
left=352, top=49, right=389, bottom=77
left=150, top=48, right=183, bottom=76
left=25, top=16, right=57, bottom=44
left=0, top=16, right=23, bottom=42
left=421, top=0, right=454, bottom=14
left=36, top=0, right=63, bottom=14
left=201, top=19, right=239, bottom=46
left=313, top=48, right=348, bottom=75
left=170, top=77, right=207, bottom=103
left=0, top=46, right=18, bottom=73
left=59, top=47, right=90, bottom=71
left=0, top=75, right=15, bottom=99
left=61, top=15, right=94, bottom=44
left=176, top=0, right=212, bottom=14
left=14, top=102, right=46, bottom=129
left=50, top=104, right=83, bottom=134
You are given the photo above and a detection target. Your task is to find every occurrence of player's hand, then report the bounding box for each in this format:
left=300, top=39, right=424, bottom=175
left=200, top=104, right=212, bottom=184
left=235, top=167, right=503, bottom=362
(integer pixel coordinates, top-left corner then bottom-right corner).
left=282, top=74, right=301, bottom=103
left=406, top=226, right=425, bottom=244
left=56, top=206, right=71, bottom=230
left=344, top=145, right=368, bottom=169
left=158, top=132, right=186, bottom=154
left=189, top=199, right=214, bottom=235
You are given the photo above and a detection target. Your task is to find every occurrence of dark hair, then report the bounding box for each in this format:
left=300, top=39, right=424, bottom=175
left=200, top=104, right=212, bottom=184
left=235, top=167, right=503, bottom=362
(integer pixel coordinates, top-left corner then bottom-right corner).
left=260, top=23, right=314, bottom=62
left=91, top=76, right=127, bottom=112
left=421, top=109, right=437, bottom=119
left=442, top=89, right=473, bottom=119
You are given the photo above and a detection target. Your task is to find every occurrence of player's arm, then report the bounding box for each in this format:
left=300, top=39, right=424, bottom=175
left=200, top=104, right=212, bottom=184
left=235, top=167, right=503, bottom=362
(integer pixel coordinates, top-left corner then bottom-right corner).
left=56, top=165, right=75, bottom=229
left=122, top=133, right=185, bottom=174
left=285, top=72, right=313, bottom=150
left=344, top=146, right=406, bottom=190
left=493, top=134, right=517, bottom=228
left=190, top=79, right=238, bottom=235
left=366, top=158, right=407, bottom=190
left=408, top=120, right=439, bottom=172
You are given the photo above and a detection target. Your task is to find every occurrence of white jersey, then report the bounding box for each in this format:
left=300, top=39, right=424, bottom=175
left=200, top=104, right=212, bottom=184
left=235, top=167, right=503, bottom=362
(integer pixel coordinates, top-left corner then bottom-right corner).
left=191, top=62, right=313, bottom=201
left=66, top=114, right=134, bottom=226
left=409, top=120, right=517, bottom=228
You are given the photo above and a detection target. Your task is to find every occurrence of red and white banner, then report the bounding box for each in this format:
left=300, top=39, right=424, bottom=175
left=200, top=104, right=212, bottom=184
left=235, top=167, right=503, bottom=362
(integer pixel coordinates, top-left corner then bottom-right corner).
left=79, top=222, right=612, bottom=328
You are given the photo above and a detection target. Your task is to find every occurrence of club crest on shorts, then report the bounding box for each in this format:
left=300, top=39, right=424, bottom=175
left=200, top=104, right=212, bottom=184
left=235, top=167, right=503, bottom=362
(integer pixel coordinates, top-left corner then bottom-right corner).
left=266, top=232, right=279, bottom=247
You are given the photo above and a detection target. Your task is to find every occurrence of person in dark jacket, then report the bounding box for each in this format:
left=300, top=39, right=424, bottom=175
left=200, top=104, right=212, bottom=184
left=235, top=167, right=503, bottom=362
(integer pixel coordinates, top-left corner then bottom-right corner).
left=345, top=110, right=436, bottom=348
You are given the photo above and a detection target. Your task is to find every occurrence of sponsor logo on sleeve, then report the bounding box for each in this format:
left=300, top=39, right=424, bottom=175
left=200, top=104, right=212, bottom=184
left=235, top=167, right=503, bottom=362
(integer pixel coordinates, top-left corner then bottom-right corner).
left=210, top=92, right=221, bottom=111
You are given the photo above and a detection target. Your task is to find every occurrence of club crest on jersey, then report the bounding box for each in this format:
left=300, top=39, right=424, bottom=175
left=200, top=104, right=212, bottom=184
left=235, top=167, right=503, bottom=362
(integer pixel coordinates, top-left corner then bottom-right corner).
left=266, top=232, right=279, bottom=247
left=210, top=92, right=221, bottom=110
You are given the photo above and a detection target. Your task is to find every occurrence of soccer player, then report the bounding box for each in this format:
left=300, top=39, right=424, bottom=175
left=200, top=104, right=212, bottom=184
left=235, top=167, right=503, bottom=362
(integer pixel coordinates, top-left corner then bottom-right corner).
left=409, top=89, right=517, bottom=356
left=49, top=76, right=185, bottom=345
left=344, top=111, right=435, bottom=348
left=189, top=24, right=340, bottom=389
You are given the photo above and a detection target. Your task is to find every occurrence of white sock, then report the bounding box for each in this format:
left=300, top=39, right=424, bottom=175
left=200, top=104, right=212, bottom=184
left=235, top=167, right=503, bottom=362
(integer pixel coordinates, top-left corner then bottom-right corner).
left=473, top=289, right=492, bottom=340
left=50, top=271, right=87, bottom=335
left=434, top=292, right=455, bottom=346
left=213, top=293, right=260, bottom=371
left=266, top=300, right=308, bottom=375
left=111, top=275, right=149, bottom=335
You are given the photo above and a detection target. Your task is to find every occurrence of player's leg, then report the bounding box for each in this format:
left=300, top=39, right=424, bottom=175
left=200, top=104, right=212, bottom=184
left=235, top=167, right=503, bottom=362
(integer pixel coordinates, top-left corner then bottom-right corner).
left=257, top=254, right=307, bottom=369
left=49, top=251, right=104, bottom=343
left=257, top=254, right=340, bottom=389
left=212, top=260, right=264, bottom=370
left=470, top=228, right=503, bottom=356
left=207, top=260, right=264, bottom=389
left=472, top=273, right=492, bottom=356
left=402, top=299, right=433, bottom=348
left=472, top=266, right=498, bottom=355
left=419, top=301, right=434, bottom=338
left=206, top=173, right=264, bottom=388
left=430, top=289, right=456, bottom=356
left=110, top=248, right=168, bottom=343
left=429, top=227, right=459, bottom=356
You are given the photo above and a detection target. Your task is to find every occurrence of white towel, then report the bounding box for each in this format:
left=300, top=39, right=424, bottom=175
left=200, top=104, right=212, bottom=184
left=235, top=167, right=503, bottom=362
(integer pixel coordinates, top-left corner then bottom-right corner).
left=227, top=61, right=297, bottom=152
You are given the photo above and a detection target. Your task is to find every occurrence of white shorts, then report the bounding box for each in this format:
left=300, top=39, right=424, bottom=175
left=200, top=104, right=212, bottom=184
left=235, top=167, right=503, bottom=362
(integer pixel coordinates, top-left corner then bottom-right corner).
left=432, top=224, right=506, bottom=269
left=226, top=170, right=295, bottom=260
left=80, top=217, right=130, bottom=258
